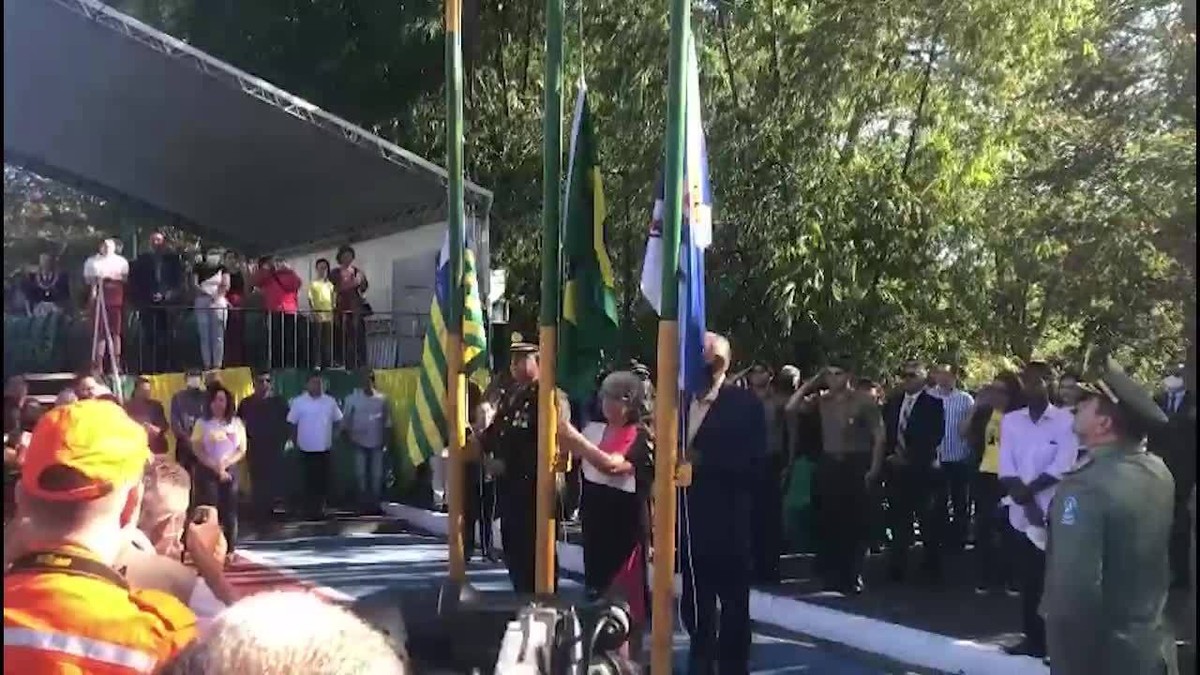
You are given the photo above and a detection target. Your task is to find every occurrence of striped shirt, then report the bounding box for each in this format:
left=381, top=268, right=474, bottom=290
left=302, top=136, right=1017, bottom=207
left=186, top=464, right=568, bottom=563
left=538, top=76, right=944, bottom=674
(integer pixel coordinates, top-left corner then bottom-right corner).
left=932, top=387, right=975, bottom=463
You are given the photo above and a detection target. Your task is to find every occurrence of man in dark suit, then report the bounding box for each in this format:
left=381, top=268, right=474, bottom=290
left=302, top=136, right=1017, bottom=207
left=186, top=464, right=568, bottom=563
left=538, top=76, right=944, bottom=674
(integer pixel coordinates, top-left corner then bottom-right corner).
left=129, top=231, right=185, bottom=372
left=681, top=332, right=766, bottom=675
left=1150, top=364, right=1196, bottom=589
left=882, top=361, right=946, bottom=581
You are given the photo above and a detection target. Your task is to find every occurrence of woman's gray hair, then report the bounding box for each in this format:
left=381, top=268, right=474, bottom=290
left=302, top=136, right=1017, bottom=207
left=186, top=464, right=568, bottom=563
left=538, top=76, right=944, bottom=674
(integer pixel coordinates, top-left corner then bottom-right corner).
left=600, top=371, right=652, bottom=422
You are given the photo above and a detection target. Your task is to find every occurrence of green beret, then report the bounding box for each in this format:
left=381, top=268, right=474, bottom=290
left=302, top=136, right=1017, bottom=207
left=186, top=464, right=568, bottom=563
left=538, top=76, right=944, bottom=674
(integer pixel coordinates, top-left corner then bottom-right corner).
left=1078, top=357, right=1168, bottom=432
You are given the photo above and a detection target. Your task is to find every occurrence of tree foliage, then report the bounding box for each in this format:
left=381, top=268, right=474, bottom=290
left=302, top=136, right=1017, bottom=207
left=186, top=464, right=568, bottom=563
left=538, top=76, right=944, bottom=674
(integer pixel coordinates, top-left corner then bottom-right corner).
left=6, top=0, right=1194, bottom=382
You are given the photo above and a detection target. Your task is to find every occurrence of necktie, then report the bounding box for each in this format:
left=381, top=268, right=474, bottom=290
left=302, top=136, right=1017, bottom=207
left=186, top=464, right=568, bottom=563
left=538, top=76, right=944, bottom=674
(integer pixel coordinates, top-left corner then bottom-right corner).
left=898, top=397, right=914, bottom=449
left=1172, top=393, right=1182, bottom=414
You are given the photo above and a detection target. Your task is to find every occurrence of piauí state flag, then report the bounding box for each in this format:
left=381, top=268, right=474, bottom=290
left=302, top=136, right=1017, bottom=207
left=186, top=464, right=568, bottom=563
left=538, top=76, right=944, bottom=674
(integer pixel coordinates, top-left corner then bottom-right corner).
left=558, top=83, right=619, bottom=399
left=403, top=233, right=490, bottom=469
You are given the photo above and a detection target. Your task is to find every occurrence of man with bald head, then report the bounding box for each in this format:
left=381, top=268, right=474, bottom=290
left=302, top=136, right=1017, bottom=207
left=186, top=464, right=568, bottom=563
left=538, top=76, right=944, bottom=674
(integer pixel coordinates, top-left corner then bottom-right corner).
left=680, top=332, right=766, bottom=675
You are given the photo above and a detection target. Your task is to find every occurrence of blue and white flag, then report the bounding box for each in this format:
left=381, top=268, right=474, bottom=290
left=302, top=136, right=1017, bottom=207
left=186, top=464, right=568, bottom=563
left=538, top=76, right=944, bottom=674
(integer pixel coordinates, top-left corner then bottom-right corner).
left=640, top=31, right=712, bottom=396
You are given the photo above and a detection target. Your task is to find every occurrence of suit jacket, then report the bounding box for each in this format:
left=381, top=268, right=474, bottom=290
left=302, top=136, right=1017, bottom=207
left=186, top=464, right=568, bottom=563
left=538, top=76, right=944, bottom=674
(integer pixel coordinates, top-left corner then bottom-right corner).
left=684, top=385, right=766, bottom=559
left=130, top=251, right=185, bottom=306
left=882, top=390, right=945, bottom=468
left=1151, top=390, right=1196, bottom=497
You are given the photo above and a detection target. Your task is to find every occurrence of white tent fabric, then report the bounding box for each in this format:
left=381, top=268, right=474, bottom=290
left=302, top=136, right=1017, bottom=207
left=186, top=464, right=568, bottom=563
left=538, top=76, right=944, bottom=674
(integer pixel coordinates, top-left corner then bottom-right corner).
left=3, top=0, right=492, bottom=256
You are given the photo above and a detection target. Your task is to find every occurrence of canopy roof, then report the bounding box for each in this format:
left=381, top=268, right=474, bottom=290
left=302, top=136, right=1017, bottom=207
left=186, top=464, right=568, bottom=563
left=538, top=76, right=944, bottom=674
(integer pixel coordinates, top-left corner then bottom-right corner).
left=3, top=0, right=492, bottom=256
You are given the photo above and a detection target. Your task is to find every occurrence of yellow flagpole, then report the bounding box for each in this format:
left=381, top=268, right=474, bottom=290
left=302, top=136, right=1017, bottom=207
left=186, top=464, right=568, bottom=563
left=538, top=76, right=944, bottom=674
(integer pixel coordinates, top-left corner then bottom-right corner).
left=651, top=0, right=691, bottom=670
left=535, top=0, right=567, bottom=594
left=444, top=0, right=467, bottom=583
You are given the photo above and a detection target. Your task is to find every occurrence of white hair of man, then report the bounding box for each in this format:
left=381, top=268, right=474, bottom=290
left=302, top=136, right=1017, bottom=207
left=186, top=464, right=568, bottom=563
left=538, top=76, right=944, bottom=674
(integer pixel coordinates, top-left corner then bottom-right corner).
left=160, top=591, right=407, bottom=675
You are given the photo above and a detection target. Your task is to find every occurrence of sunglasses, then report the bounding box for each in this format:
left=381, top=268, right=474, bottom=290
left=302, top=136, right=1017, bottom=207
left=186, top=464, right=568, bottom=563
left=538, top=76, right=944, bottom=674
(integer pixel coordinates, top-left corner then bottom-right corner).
left=826, top=369, right=846, bottom=377
left=902, top=371, right=922, bottom=379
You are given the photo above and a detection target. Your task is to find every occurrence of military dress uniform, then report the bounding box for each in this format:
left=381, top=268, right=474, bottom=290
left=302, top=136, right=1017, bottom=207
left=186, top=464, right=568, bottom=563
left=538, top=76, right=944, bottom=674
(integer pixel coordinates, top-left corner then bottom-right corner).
left=481, top=343, right=569, bottom=593
left=1041, top=359, right=1179, bottom=675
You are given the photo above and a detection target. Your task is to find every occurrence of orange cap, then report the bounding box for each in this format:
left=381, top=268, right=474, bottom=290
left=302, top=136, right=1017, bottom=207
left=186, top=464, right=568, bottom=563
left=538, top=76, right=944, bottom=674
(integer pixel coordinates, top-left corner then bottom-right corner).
left=20, top=399, right=151, bottom=502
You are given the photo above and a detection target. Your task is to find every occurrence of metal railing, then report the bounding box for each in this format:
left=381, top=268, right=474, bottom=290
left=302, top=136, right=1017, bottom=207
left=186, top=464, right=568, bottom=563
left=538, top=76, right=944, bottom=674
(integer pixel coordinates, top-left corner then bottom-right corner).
left=131, top=305, right=429, bottom=374
left=3, top=304, right=428, bottom=376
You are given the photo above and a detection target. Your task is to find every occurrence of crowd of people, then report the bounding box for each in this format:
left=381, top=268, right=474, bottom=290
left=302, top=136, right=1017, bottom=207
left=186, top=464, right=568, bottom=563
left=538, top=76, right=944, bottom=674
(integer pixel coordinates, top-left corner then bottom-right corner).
left=2, top=393, right=408, bottom=674
left=4, top=366, right=395, bottom=561
left=3, top=322, right=1194, bottom=673
left=459, top=333, right=1194, bottom=672
left=4, top=232, right=375, bottom=374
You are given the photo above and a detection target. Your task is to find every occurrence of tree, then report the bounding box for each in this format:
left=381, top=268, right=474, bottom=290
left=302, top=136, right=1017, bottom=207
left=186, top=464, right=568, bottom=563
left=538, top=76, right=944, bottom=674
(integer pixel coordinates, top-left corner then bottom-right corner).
left=7, top=0, right=1190, bottom=383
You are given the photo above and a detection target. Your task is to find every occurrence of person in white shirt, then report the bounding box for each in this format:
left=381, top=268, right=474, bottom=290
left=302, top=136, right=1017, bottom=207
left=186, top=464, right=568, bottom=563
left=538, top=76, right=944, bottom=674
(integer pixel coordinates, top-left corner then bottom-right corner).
left=193, top=251, right=231, bottom=370
left=998, top=361, right=1079, bottom=659
left=82, top=238, right=130, bottom=372
left=287, top=372, right=343, bottom=520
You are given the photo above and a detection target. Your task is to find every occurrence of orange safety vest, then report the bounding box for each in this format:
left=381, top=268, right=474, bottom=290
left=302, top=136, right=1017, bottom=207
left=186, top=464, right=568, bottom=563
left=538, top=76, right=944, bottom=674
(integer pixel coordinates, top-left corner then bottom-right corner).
left=4, top=546, right=198, bottom=674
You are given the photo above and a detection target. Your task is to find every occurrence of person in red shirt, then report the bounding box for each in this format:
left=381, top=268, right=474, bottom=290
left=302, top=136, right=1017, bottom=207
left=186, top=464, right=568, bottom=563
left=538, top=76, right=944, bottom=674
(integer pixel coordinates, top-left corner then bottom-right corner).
left=250, top=256, right=303, bottom=369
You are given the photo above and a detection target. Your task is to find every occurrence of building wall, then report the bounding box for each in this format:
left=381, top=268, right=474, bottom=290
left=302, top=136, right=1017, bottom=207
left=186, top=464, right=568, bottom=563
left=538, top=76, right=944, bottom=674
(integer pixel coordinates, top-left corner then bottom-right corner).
left=279, top=216, right=491, bottom=368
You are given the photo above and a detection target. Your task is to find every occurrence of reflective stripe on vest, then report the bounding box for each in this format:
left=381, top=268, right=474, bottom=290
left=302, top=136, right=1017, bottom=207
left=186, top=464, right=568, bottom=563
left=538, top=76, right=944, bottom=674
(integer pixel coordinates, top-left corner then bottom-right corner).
left=3, top=627, right=158, bottom=673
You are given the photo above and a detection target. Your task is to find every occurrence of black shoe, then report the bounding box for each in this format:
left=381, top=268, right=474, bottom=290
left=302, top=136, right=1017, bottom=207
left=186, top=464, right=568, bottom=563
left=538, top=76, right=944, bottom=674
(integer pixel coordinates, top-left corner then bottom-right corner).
left=1004, top=641, right=1047, bottom=658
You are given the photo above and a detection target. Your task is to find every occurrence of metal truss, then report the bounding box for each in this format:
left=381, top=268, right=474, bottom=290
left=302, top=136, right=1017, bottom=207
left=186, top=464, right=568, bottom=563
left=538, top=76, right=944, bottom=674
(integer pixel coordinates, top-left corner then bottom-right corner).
left=50, top=0, right=494, bottom=212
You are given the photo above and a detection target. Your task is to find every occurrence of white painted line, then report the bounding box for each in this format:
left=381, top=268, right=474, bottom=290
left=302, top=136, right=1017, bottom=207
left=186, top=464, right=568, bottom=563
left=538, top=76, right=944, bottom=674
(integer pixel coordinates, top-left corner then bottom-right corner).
left=381, top=502, right=1050, bottom=675
left=234, top=547, right=355, bottom=603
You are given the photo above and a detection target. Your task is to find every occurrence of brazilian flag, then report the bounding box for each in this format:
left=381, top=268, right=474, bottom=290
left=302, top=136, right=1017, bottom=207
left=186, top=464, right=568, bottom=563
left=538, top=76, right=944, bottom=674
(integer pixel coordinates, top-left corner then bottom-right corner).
left=558, top=84, right=619, bottom=398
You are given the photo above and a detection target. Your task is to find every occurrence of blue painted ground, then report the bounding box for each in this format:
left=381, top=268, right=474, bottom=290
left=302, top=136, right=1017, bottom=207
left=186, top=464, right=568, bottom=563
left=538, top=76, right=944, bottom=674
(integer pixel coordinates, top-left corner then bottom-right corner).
left=241, top=532, right=920, bottom=674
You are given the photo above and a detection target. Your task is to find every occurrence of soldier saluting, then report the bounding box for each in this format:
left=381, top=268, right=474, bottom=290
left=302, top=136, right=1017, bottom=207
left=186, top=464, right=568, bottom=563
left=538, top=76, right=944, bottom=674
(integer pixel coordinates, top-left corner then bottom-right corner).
left=1042, top=358, right=1178, bottom=675
left=476, top=336, right=622, bottom=593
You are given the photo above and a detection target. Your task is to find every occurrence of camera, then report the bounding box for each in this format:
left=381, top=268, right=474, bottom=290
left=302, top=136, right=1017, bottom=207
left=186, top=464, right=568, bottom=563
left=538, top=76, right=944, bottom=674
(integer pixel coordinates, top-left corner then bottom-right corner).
left=494, top=599, right=636, bottom=675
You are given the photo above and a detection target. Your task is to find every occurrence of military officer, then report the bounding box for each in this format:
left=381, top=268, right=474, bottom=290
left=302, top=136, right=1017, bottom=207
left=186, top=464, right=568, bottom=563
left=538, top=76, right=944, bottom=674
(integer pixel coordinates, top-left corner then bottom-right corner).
left=1042, top=358, right=1178, bottom=675
left=478, top=338, right=575, bottom=593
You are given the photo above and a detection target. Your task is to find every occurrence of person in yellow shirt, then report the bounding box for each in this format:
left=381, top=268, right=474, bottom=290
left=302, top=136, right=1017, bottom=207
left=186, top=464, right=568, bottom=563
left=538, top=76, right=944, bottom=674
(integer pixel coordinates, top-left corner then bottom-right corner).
left=307, top=258, right=335, bottom=368
left=964, top=372, right=1024, bottom=595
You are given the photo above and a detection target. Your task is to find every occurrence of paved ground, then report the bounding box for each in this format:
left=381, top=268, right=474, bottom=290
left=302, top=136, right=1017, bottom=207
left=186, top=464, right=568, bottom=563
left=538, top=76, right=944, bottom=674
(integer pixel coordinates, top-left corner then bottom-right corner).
left=770, top=544, right=1195, bottom=673
left=234, top=514, right=1195, bottom=674
left=232, top=521, right=939, bottom=674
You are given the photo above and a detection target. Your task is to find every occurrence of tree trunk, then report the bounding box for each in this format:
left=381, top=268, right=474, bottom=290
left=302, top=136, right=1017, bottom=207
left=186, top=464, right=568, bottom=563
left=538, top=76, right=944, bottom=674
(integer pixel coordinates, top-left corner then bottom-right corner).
left=902, top=25, right=943, bottom=180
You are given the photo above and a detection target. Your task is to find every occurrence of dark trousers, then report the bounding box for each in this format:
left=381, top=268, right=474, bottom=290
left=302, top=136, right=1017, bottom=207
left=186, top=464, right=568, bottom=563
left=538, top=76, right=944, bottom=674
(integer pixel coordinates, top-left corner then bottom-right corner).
left=138, top=304, right=171, bottom=373
left=246, top=442, right=282, bottom=524
left=465, top=467, right=495, bottom=559
left=938, top=460, right=975, bottom=549
left=311, top=320, right=334, bottom=369
left=268, top=312, right=300, bottom=369
left=194, top=464, right=239, bottom=554
left=1015, top=531, right=1047, bottom=652
left=972, top=472, right=1016, bottom=589
left=681, top=549, right=752, bottom=675
left=812, top=453, right=872, bottom=587
left=499, top=492, right=547, bottom=594
left=1170, top=489, right=1194, bottom=587
left=336, top=312, right=367, bottom=369
left=885, top=462, right=944, bottom=577
left=752, top=453, right=786, bottom=584
left=298, top=450, right=332, bottom=518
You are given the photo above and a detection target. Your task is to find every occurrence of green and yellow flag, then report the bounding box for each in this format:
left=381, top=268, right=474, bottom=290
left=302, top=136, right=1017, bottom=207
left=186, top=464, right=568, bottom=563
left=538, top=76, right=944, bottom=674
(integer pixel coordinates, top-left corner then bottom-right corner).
left=404, top=235, right=490, bottom=470
left=558, top=84, right=619, bottom=398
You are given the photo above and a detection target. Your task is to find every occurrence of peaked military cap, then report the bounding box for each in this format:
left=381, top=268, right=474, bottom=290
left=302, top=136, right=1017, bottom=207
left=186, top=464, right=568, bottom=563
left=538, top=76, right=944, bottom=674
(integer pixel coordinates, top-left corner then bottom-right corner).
left=1077, top=357, right=1169, bottom=430
left=509, top=332, right=539, bottom=355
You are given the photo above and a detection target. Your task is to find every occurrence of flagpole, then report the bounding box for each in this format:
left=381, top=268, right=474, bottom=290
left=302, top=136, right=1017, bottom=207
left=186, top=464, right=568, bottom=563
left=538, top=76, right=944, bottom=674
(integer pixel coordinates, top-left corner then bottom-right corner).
left=444, top=0, right=468, bottom=583
left=535, top=0, right=566, bottom=595
left=651, top=0, right=690, bottom=671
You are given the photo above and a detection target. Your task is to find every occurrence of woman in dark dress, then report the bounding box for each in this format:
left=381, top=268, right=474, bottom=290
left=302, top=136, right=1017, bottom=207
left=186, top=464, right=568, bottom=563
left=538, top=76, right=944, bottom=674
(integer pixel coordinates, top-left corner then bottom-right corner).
left=330, top=245, right=369, bottom=368
left=575, top=370, right=654, bottom=654
left=222, top=250, right=247, bottom=367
